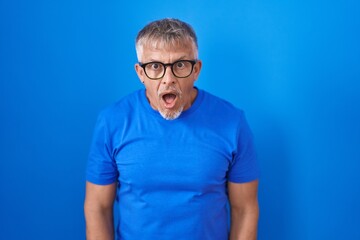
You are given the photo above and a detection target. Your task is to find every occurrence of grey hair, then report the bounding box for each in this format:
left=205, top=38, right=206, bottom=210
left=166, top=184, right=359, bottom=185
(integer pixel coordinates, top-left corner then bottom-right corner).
left=135, top=18, right=198, bottom=61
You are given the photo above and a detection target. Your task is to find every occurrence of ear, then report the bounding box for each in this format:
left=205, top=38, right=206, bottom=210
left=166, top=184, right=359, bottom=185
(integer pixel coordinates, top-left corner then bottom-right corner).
left=135, top=63, right=146, bottom=84
left=193, top=60, right=202, bottom=81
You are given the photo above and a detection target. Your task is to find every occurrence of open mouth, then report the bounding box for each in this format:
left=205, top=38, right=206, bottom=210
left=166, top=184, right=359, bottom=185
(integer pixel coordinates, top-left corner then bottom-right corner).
left=161, top=93, right=178, bottom=109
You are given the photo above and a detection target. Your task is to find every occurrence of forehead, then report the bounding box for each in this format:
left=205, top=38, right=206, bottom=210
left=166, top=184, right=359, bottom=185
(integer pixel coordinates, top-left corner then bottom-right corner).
left=139, top=40, right=196, bottom=62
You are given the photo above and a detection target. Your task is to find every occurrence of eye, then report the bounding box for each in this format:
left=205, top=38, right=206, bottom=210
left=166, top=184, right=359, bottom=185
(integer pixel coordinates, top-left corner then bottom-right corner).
left=150, top=63, right=161, bottom=70
left=175, top=61, right=185, bottom=69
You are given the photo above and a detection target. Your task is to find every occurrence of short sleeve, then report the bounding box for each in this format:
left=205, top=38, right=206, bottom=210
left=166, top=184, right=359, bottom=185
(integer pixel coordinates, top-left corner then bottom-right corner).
left=86, top=112, right=119, bottom=185
left=228, top=111, right=260, bottom=183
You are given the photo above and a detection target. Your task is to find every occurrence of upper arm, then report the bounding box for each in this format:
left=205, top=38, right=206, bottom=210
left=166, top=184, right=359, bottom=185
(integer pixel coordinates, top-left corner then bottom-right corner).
left=84, top=182, right=117, bottom=239
left=228, top=111, right=259, bottom=183
left=228, top=180, right=259, bottom=210
left=85, top=181, right=117, bottom=210
left=86, top=111, right=119, bottom=185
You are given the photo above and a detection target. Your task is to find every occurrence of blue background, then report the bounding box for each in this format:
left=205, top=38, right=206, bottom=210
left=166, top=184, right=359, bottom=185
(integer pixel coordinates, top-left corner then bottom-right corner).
left=1, top=0, right=359, bottom=239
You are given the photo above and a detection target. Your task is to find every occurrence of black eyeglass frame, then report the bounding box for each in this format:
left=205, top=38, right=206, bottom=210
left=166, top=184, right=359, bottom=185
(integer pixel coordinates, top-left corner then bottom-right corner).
left=139, top=60, right=197, bottom=80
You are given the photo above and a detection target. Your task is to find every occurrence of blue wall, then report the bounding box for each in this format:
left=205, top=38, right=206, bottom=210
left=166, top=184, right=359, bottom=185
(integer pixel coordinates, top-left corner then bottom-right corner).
left=1, top=1, right=359, bottom=239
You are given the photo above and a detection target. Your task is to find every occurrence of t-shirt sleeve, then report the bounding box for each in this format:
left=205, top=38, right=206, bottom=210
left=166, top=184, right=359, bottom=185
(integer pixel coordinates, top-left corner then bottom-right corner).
left=86, top=112, right=119, bottom=185
left=228, top=111, right=260, bottom=183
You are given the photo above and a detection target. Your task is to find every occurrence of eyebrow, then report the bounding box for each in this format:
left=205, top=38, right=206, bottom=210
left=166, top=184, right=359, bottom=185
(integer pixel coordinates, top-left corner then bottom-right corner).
left=147, top=56, right=188, bottom=63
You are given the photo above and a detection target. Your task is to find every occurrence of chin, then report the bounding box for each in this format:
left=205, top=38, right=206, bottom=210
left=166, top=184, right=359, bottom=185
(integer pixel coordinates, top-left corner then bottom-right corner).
left=159, top=106, right=184, bottom=120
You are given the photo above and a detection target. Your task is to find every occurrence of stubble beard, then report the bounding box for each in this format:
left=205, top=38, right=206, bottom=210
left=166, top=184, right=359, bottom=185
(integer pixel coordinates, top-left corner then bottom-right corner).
left=159, top=105, right=184, bottom=120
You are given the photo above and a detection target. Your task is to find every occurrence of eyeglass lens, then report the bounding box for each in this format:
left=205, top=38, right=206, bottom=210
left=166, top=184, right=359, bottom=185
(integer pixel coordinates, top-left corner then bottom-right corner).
left=144, top=60, right=194, bottom=79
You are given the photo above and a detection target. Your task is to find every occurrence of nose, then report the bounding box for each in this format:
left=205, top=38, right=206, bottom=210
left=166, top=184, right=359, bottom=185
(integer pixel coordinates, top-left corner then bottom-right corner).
left=162, top=66, right=176, bottom=85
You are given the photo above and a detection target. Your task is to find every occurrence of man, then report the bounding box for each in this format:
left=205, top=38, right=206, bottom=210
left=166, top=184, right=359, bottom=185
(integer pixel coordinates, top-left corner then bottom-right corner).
left=84, top=18, right=259, bottom=240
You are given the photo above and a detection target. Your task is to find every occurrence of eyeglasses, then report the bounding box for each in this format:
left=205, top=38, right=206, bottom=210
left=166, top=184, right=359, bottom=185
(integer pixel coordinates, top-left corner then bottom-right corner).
left=139, top=60, right=197, bottom=80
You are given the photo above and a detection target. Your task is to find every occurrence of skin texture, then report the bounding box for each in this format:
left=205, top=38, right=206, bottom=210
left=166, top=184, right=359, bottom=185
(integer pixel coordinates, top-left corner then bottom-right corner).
left=134, top=43, right=202, bottom=120
left=84, top=182, right=117, bottom=240
left=84, top=42, right=259, bottom=239
left=228, top=180, right=259, bottom=240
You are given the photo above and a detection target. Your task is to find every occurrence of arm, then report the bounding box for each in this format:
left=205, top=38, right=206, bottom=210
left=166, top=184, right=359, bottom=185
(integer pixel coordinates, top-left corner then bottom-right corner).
left=84, top=181, right=117, bottom=240
left=228, top=180, right=259, bottom=240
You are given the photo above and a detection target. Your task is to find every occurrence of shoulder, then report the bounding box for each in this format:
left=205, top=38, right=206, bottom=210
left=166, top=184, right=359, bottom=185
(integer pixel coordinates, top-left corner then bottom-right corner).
left=99, top=89, right=143, bottom=118
left=200, top=89, right=245, bottom=119
left=96, top=89, right=144, bottom=128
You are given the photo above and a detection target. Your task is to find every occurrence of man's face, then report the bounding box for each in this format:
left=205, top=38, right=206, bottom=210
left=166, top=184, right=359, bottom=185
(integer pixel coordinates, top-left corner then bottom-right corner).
left=135, top=42, right=202, bottom=120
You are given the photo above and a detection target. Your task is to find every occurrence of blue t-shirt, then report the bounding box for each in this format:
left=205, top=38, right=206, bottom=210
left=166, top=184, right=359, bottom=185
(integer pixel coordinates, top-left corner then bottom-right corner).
left=86, top=88, right=259, bottom=240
